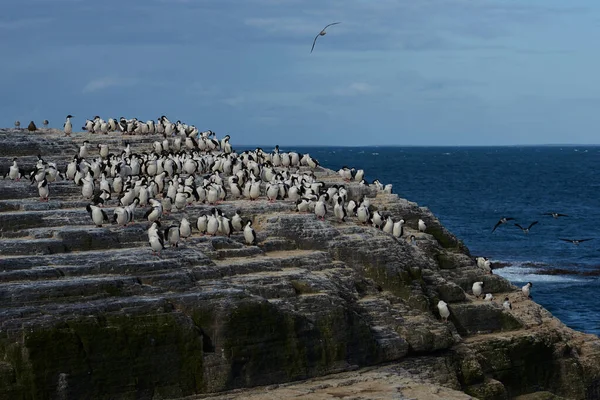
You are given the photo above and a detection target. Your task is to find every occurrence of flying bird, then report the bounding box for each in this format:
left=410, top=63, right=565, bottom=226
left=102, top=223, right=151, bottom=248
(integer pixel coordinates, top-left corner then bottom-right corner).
left=310, top=22, right=341, bottom=53
left=514, top=221, right=538, bottom=234
left=542, top=212, right=568, bottom=219
left=491, top=217, right=515, bottom=233
left=559, top=238, right=593, bottom=245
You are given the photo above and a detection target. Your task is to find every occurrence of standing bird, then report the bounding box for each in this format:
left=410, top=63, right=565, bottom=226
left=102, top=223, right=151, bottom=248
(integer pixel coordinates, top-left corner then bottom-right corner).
left=86, top=204, right=109, bottom=227
left=43, top=119, right=49, bottom=128
left=522, top=282, right=533, bottom=299
left=310, top=22, right=341, bottom=53
left=27, top=121, right=37, bottom=132
left=38, top=179, right=49, bottom=201
left=14, top=120, right=21, bottom=130
left=503, top=297, right=512, bottom=310
left=418, top=219, right=427, bottom=233
left=244, top=220, right=257, bottom=245
left=472, top=281, right=484, bottom=298
left=64, top=115, right=73, bottom=137
left=437, top=300, right=450, bottom=323
left=492, top=217, right=515, bottom=232
left=515, top=221, right=538, bottom=234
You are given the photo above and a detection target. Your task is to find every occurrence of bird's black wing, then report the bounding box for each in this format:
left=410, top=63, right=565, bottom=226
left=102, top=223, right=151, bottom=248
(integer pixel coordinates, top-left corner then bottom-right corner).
left=559, top=238, right=574, bottom=243
left=578, top=238, right=594, bottom=242
left=101, top=209, right=109, bottom=222
left=528, top=221, right=539, bottom=230
left=514, top=223, right=524, bottom=231
left=491, top=220, right=502, bottom=232
left=310, top=34, right=320, bottom=53
left=556, top=213, right=568, bottom=217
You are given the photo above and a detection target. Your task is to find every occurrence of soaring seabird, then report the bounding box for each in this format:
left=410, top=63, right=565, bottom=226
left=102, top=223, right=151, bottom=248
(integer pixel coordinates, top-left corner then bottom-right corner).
left=310, top=22, right=341, bottom=53
left=514, top=221, right=538, bottom=234
left=492, top=217, right=515, bottom=232
left=559, top=238, right=593, bottom=245
left=543, top=212, right=568, bottom=219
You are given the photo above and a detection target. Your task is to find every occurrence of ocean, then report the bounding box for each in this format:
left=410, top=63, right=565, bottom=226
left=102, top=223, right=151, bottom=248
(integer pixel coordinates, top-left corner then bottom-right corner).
left=275, top=145, right=600, bottom=337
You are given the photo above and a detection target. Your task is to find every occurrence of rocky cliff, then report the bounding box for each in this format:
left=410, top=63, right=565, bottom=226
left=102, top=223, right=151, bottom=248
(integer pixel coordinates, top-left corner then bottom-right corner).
left=1, top=128, right=599, bottom=400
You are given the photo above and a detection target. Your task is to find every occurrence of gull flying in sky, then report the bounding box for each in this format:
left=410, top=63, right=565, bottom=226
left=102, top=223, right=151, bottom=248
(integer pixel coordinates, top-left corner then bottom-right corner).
left=310, top=22, right=341, bottom=54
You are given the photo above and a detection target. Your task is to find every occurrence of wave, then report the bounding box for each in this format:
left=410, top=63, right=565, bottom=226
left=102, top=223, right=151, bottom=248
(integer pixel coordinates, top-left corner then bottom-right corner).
left=489, top=259, right=599, bottom=283
left=493, top=266, right=584, bottom=283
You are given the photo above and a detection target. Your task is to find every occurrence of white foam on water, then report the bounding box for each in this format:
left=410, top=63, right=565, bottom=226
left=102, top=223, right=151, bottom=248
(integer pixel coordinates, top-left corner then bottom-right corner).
left=494, top=265, right=584, bottom=284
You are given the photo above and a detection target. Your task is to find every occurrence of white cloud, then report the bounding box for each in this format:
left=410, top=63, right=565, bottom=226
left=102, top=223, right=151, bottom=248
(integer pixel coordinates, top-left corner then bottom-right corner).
left=221, top=95, right=245, bottom=106
left=333, top=82, right=375, bottom=96
left=82, top=76, right=138, bottom=93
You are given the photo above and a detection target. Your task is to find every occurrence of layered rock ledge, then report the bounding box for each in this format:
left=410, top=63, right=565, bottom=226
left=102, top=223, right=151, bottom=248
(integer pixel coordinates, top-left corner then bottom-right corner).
left=1, top=129, right=600, bottom=400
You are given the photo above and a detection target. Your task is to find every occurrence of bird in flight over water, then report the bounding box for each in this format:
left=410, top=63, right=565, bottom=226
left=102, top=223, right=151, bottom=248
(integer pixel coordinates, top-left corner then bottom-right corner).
left=311, top=22, right=341, bottom=53
left=542, top=212, right=568, bottom=219
left=491, top=217, right=515, bottom=233
left=514, top=221, right=538, bottom=234
left=559, top=238, right=593, bottom=245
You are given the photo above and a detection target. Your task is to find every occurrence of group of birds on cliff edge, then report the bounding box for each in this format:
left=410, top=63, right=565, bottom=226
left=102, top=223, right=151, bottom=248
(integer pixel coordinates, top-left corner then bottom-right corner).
left=4, top=115, right=537, bottom=328
left=437, top=277, right=533, bottom=323
left=4, top=115, right=430, bottom=257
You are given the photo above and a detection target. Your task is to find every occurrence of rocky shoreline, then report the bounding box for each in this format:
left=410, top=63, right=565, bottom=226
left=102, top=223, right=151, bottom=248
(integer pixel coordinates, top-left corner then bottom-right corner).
left=1, top=128, right=600, bottom=400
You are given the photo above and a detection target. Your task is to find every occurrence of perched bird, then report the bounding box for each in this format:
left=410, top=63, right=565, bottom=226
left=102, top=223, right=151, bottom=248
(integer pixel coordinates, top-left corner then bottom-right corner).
left=38, top=179, right=49, bottom=201
left=542, top=212, right=568, bottom=219
left=179, top=217, right=192, bottom=241
left=14, top=120, right=21, bottom=130
left=148, top=221, right=165, bottom=256
left=244, top=220, right=257, bottom=245
left=503, top=297, right=512, bottom=310
left=418, top=219, right=427, bottom=233
left=484, top=293, right=494, bottom=301
left=559, top=238, right=593, bottom=245
left=492, top=217, right=515, bottom=233
left=310, top=22, right=341, bottom=53
left=43, top=119, right=49, bottom=128
left=515, top=221, right=538, bottom=234
left=27, top=121, right=37, bottom=132
left=86, top=204, right=109, bottom=227
left=522, top=282, right=533, bottom=299
left=409, top=235, right=417, bottom=246
left=231, top=210, right=243, bottom=232
left=472, top=281, right=484, bottom=298
left=64, top=115, right=73, bottom=137
left=437, top=300, right=450, bottom=323
left=6, top=158, right=22, bottom=181
left=165, top=224, right=180, bottom=247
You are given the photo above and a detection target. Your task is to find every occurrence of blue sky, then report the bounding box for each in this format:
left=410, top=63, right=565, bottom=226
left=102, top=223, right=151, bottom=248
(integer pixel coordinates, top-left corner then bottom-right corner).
left=1, top=0, right=599, bottom=146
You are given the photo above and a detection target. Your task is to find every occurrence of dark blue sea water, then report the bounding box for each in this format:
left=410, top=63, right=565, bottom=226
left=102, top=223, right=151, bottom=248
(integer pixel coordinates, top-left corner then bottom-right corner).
left=282, top=146, right=600, bottom=336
